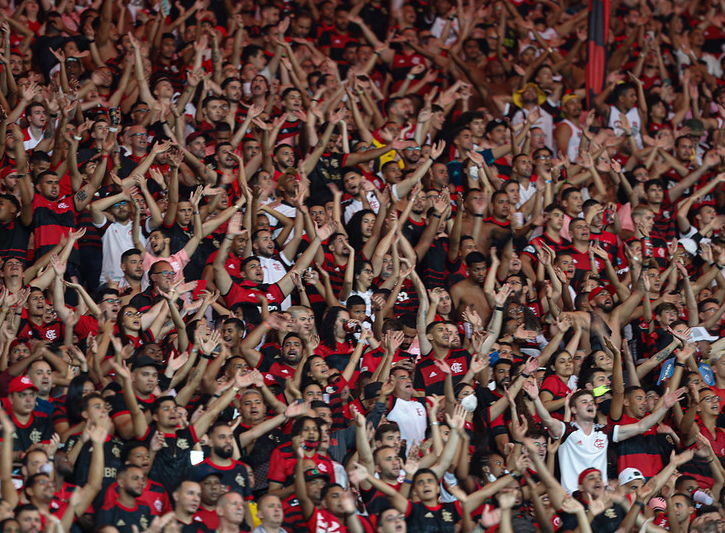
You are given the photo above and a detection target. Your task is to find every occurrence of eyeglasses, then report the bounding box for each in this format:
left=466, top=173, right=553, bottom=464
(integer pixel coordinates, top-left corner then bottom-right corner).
left=103, top=298, right=121, bottom=304
left=134, top=108, right=150, bottom=113
left=383, top=515, right=405, bottom=523
left=701, top=396, right=719, bottom=403
left=152, top=270, right=175, bottom=277
left=405, top=146, right=421, bottom=151
left=124, top=311, right=142, bottom=317
left=129, top=132, right=147, bottom=138
left=537, top=155, right=552, bottom=160
left=112, top=201, right=128, bottom=208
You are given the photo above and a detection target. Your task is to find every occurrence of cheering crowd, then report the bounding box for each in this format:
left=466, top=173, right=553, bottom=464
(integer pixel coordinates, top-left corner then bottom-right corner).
left=2, top=0, right=725, bottom=531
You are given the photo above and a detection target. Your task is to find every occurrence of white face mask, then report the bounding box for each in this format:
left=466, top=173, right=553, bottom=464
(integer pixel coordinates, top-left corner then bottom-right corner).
left=242, top=82, right=252, bottom=96
left=461, top=393, right=478, bottom=412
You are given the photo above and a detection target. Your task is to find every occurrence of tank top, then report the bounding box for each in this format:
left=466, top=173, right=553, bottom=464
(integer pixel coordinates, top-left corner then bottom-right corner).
left=608, top=106, right=643, bottom=149
left=561, top=118, right=583, bottom=162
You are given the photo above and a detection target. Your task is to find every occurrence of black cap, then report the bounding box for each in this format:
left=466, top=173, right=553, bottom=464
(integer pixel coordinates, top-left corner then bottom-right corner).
left=191, top=463, right=223, bottom=483
left=131, top=355, right=162, bottom=371
left=363, top=382, right=382, bottom=401
left=304, top=467, right=330, bottom=483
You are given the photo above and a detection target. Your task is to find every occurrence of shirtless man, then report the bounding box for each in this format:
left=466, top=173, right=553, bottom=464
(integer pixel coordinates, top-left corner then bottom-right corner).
left=450, top=251, right=490, bottom=322
left=478, top=191, right=513, bottom=256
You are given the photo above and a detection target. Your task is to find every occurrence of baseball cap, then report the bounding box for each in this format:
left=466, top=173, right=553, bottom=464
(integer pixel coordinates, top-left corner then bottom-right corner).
left=9, top=375, right=39, bottom=395
left=689, top=327, right=718, bottom=343
left=131, top=355, right=162, bottom=371
left=191, top=463, right=223, bottom=483
left=363, top=382, right=382, bottom=401
left=304, top=467, right=330, bottom=483
left=618, top=467, right=645, bottom=486
left=186, top=131, right=208, bottom=145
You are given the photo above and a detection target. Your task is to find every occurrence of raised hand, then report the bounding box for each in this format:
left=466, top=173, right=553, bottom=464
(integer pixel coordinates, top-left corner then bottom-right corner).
left=662, top=387, right=686, bottom=409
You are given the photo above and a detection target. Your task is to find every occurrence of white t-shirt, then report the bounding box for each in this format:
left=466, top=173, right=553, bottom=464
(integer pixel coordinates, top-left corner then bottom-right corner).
left=387, top=397, right=427, bottom=446
left=96, top=219, right=147, bottom=285
left=556, top=420, right=621, bottom=493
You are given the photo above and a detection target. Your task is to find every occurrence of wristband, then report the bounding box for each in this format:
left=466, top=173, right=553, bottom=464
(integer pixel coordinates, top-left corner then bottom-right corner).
left=193, top=211, right=200, bottom=215
left=495, top=306, right=504, bottom=311
left=633, top=501, right=645, bottom=509
left=511, top=439, right=523, bottom=445
left=674, top=361, right=686, bottom=368
left=407, top=73, right=415, bottom=80
left=511, top=472, right=524, bottom=481
left=473, top=213, right=484, bottom=218
left=232, top=386, right=240, bottom=393
left=403, top=479, right=413, bottom=484
left=263, top=320, right=272, bottom=329
left=521, top=372, right=530, bottom=378
left=225, top=235, right=234, bottom=240
left=430, top=421, right=440, bottom=426
left=73, top=135, right=83, bottom=141
left=431, top=213, right=442, bottom=218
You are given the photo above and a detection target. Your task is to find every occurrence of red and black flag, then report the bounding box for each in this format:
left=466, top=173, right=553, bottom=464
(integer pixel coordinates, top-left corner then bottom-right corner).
left=586, top=0, right=610, bottom=106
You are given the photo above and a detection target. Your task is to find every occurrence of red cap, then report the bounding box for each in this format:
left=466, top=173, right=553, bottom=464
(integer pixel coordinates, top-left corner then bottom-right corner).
left=578, top=467, right=601, bottom=486
left=587, top=285, right=615, bottom=303
left=8, top=375, right=38, bottom=395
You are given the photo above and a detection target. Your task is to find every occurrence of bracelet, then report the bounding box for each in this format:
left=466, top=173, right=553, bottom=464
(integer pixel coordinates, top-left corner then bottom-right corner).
left=430, top=421, right=440, bottom=426
left=511, top=439, right=523, bottom=445
left=473, top=213, right=484, bottom=218
left=511, top=472, right=524, bottom=481
left=73, top=135, right=83, bottom=141
left=707, top=458, right=715, bottom=463
left=232, top=386, right=240, bottom=393
left=49, top=113, right=58, bottom=118
left=521, top=372, right=530, bottom=378
left=403, top=479, right=413, bottom=484
left=633, top=501, right=645, bottom=509
left=495, top=306, right=504, bottom=311
left=374, top=51, right=380, bottom=56
left=263, top=320, right=272, bottom=329
left=406, top=73, right=415, bottom=80
left=298, top=287, right=306, bottom=292
left=431, top=213, right=442, bottom=218
left=193, top=211, right=200, bottom=215
left=674, top=361, right=686, bottom=368
left=225, top=235, right=234, bottom=240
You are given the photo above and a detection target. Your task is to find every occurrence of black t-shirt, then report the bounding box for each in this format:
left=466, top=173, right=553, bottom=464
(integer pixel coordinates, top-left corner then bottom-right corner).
left=192, top=459, right=251, bottom=498
left=97, top=501, right=153, bottom=533
left=141, top=423, right=198, bottom=491
left=558, top=497, right=625, bottom=533
left=405, top=501, right=461, bottom=533
left=0, top=219, right=31, bottom=262
left=308, top=152, right=348, bottom=196
left=1, top=407, right=55, bottom=453
left=175, top=518, right=212, bottom=533
left=65, top=433, right=124, bottom=493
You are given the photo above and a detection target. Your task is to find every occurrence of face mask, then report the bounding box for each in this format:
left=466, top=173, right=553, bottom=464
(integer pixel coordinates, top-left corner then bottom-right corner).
left=592, top=385, right=610, bottom=398
left=598, top=398, right=612, bottom=416
left=302, top=440, right=317, bottom=451
left=461, top=394, right=478, bottom=412
left=242, top=82, right=252, bottom=96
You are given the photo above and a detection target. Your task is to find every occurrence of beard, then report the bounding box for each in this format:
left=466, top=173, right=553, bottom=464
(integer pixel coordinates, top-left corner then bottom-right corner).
left=214, top=445, right=233, bottom=460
